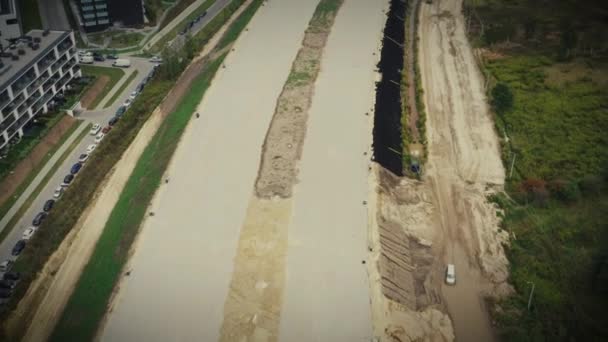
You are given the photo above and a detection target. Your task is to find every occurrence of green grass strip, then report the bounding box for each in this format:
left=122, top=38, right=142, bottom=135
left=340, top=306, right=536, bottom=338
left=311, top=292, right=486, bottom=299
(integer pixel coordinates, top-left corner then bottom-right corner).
left=80, top=65, right=125, bottom=109
left=50, top=54, right=226, bottom=342
left=103, top=70, right=139, bottom=109
left=216, top=0, right=265, bottom=50
left=0, top=122, right=90, bottom=244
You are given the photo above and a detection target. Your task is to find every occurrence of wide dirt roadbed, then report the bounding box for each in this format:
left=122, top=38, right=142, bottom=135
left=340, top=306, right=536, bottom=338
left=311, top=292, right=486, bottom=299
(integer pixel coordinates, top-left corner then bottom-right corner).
left=418, top=0, right=509, bottom=341
left=277, top=0, right=387, bottom=340
left=99, top=1, right=320, bottom=341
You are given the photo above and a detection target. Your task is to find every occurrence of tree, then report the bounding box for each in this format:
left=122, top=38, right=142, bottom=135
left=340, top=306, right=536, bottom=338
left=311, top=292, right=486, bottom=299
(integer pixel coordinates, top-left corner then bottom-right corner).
left=491, top=83, right=514, bottom=115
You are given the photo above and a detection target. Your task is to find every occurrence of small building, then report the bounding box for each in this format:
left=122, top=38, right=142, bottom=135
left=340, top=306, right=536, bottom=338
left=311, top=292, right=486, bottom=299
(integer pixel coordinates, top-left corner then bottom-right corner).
left=0, top=30, right=81, bottom=150
left=0, top=0, right=22, bottom=40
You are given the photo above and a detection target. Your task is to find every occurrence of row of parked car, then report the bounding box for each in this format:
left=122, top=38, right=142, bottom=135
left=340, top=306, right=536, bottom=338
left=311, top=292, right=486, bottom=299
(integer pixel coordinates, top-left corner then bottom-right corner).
left=179, top=11, right=208, bottom=36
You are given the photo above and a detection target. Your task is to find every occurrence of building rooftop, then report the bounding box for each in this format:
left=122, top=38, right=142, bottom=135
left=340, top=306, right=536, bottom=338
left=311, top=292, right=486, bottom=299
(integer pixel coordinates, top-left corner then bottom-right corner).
left=0, top=30, right=70, bottom=92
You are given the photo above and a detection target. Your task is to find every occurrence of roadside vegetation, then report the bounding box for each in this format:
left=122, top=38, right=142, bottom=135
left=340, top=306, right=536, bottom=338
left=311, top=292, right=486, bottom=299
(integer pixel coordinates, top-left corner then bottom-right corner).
left=88, top=31, right=145, bottom=49
left=159, top=0, right=196, bottom=29
left=80, top=65, right=125, bottom=109
left=463, top=0, right=608, bottom=340
left=50, top=1, right=263, bottom=340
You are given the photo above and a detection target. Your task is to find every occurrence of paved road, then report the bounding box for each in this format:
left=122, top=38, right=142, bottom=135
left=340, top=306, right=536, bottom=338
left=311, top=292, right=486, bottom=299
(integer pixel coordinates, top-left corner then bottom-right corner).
left=146, top=0, right=232, bottom=51
left=0, top=57, right=154, bottom=273
left=37, top=0, right=71, bottom=31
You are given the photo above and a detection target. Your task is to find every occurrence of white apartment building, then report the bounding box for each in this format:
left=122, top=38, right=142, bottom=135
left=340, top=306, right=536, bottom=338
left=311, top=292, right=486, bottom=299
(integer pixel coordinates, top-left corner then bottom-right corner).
left=0, top=0, right=21, bottom=40
left=0, top=30, right=81, bottom=150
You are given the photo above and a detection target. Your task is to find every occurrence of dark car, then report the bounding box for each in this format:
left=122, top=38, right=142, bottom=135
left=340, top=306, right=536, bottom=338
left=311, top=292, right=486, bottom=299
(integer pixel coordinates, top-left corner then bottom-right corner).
left=3, top=272, right=20, bottom=281
left=32, top=212, right=47, bottom=226
left=70, top=162, right=82, bottom=175
left=0, top=288, right=11, bottom=298
left=63, top=174, right=74, bottom=186
left=0, top=280, right=16, bottom=290
left=115, top=106, right=127, bottom=117
left=93, top=55, right=105, bottom=62
left=108, top=116, right=119, bottom=126
left=11, top=240, right=26, bottom=256
left=136, top=84, right=144, bottom=93
left=106, top=54, right=118, bottom=60
left=43, top=199, right=55, bottom=212
left=102, top=125, right=112, bottom=134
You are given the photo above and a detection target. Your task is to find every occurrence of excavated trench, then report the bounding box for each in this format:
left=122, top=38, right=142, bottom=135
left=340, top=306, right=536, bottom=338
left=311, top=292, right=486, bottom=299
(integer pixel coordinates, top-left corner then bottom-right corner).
left=372, top=0, right=406, bottom=176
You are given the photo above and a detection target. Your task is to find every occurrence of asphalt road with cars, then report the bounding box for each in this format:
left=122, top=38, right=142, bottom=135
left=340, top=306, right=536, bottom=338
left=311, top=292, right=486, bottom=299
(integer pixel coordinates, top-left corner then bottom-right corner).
left=0, top=56, right=157, bottom=278
left=169, top=0, right=233, bottom=50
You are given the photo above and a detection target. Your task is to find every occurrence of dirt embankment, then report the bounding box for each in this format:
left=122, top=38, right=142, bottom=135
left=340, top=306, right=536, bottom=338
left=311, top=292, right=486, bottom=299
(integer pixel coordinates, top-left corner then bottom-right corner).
left=0, top=115, right=76, bottom=207
left=254, top=5, right=342, bottom=199
left=368, top=0, right=511, bottom=341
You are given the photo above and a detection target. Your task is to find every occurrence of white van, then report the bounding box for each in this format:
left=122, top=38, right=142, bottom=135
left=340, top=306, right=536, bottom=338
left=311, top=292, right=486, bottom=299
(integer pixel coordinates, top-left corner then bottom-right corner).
left=446, top=264, right=456, bottom=285
left=80, top=55, right=94, bottom=64
left=112, top=59, right=131, bottom=68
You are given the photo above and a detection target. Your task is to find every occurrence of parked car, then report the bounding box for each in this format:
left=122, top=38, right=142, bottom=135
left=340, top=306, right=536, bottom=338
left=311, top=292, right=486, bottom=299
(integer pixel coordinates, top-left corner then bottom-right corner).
left=70, top=162, right=82, bottom=174
left=136, top=84, right=144, bottom=93
left=11, top=240, right=26, bottom=256
left=86, top=144, right=97, bottom=154
left=93, top=55, right=105, bottom=62
left=43, top=199, right=55, bottom=212
left=32, top=212, right=47, bottom=226
left=108, top=117, right=119, bottom=126
left=2, top=272, right=20, bottom=281
left=78, top=50, right=88, bottom=57
left=80, top=55, right=94, bottom=64
left=115, top=106, right=127, bottom=117
left=62, top=174, right=74, bottom=187
left=149, top=56, right=162, bottom=63
left=0, top=288, right=12, bottom=299
left=129, top=91, right=138, bottom=100
left=0, top=280, right=16, bottom=290
left=90, top=124, right=101, bottom=135
left=78, top=153, right=89, bottom=163
left=445, top=264, right=456, bottom=285
left=22, top=227, right=36, bottom=240
left=123, top=98, right=132, bottom=107
left=106, top=54, right=118, bottom=60
left=0, top=260, right=13, bottom=272
left=102, top=125, right=112, bottom=134
left=94, top=132, right=105, bottom=144
left=53, top=186, right=64, bottom=198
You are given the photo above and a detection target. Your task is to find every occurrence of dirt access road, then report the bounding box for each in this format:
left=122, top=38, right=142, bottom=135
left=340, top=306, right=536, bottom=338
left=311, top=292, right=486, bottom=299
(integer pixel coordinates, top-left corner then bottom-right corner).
left=417, top=0, right=510, bottom=341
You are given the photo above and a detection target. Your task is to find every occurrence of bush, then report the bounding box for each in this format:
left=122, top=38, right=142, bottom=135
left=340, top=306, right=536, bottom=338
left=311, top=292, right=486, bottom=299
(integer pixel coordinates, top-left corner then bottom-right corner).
left=491, top=82, right=514, bottom=115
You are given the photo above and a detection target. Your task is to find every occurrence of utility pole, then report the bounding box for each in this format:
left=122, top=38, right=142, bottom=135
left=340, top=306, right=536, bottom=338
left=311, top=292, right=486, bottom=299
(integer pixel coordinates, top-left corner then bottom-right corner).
left=527, top=281, right=535, bottom=311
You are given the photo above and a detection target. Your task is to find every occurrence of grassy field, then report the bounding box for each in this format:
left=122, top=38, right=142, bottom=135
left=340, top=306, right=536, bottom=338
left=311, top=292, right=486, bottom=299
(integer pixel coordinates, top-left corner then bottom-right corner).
left=89, top=31, right=145, bottom=49
left=104, top=70, right=139, bottom=108
left=463, top=0, right=608, bottom=340
left=19, top=0, right=42, bottom=32
left=80, top=65, right=126, bottom=109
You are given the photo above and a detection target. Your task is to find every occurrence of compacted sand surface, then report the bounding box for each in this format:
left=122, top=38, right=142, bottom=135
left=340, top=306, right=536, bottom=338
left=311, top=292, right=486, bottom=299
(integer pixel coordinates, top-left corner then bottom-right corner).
left=99, top=1, right=320, bottom=341
left=277, top=0, right=388, bottom=340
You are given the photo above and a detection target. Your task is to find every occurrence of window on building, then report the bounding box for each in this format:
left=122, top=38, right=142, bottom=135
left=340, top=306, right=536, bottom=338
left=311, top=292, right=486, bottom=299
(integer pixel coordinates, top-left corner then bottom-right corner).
left=97, top=19, right=109, bottom=25
left=85, top=21, right=97, bottom=26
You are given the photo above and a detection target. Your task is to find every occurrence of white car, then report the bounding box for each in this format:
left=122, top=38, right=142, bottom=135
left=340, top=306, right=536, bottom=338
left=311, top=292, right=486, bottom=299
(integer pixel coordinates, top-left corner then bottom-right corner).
left=129, top=91, right=138, bottom=101
left=90, top=124, right=101, bottom=135
left=123, top=98, right=132, bottom=107
left=95, top=132, right=105, bottom=144
left=149, top=56, right=162, bottom=63
left=78, top=153, right=89, bottom=163
left=86, top=144, right=97, bottom=154
left=22, top=227, right=37, bottom=240
left=445, top=264, right=456, bottom=285
left=53, top=186, right=64, bottom=198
